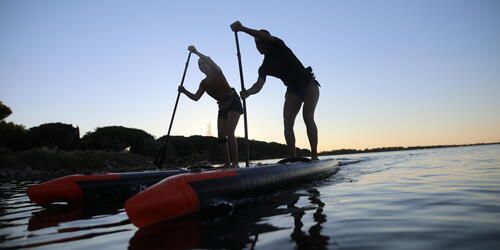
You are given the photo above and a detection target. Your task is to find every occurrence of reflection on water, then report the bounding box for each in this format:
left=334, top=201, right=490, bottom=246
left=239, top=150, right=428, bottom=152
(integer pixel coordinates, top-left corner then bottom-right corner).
left=27, top=200, right=127, bottom=232
left=1, top=144, right=500, bottom=249
left=129, top=186, right=330, bottom=249
left=28, top=204, right=85, bottom=231
left=0, top=183, right=134, bottom=250
left=290, top=189, right=329, bottom=250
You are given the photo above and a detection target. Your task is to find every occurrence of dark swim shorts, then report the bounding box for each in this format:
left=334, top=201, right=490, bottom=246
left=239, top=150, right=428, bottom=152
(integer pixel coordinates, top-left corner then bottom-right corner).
left=286, top=79, right=321, bottom=101
left=217, top=90, right=244, bottom=119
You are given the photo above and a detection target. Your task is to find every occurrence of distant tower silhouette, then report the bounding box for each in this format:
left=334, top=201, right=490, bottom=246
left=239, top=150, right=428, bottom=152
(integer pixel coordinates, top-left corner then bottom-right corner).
left=206, top=123, right=213, bottom=137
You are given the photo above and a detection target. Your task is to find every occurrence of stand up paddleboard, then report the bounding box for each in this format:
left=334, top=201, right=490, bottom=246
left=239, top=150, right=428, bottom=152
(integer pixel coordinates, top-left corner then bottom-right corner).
left=28, top=169, right=188, bottom=204
left=125, top=158, right=339, bottom=228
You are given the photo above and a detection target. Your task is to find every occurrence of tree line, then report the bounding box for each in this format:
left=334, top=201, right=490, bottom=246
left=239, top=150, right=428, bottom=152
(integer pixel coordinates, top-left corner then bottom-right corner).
left=0, top=101, right=310, bottom=165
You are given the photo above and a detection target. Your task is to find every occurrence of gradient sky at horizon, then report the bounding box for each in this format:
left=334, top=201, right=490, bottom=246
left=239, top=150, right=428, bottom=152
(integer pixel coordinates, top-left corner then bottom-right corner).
left=1, top=0, right=499, bottom=151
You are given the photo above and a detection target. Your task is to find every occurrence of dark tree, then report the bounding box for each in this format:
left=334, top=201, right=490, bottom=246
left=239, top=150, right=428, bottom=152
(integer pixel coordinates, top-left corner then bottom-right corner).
left=80, top=126, right=155, bottom=155
left=0, top=121, right=28, bottom=151
left=0, top=101, right=12, bottom=120
left=29, top=123, right=80, bottom=150
left=0, top=102, right=29, bottom=151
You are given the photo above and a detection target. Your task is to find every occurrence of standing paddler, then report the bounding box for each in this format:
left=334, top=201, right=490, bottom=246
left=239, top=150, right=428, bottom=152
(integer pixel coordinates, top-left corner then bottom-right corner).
left=178, top=46, right=243, bottom=167
left=230, top=21, right=321, bottom=160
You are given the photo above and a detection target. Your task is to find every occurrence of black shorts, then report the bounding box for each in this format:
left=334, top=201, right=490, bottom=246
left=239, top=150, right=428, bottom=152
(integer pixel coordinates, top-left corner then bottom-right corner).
left=286, top=79, right=321, bottom=101
left=218, top=91, right=244, bottom=119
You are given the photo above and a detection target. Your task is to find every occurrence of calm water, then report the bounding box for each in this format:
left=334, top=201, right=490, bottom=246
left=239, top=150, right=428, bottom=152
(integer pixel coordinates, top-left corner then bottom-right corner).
left=1, top=144, right=499, bottom=249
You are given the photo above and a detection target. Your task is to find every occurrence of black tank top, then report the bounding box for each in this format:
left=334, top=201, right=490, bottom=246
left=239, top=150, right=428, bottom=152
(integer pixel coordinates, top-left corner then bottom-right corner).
left=258, top=37, right=314, bottom=92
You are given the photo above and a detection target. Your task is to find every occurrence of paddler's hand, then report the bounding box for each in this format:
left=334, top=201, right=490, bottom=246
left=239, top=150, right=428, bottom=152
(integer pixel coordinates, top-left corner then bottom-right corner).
left=187, top=45, right=197, bottom=53
left=230, top=21, right=243, bottom=32
left=240, top=89, right=249, bottom=99
left=178, top=86, right=186, bottom=93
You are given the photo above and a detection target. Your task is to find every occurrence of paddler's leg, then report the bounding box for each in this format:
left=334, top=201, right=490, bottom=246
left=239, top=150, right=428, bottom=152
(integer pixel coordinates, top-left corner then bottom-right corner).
left=226, top=111, right=241, bottom=167
left=302, top=82, right=320, bottom=160
left=283, top=92, right=303, bottom=158
left=217, top=118, right=231, bottom=167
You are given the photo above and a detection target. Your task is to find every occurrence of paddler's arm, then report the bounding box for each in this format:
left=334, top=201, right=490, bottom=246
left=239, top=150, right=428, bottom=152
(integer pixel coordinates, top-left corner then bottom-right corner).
left=188, top=46, right=221, bottom=72
left=240, top=75, right=266, bottom=99
left=230, top=21, right=275, bottom=43
left=178, top=83, right=205, bottom=101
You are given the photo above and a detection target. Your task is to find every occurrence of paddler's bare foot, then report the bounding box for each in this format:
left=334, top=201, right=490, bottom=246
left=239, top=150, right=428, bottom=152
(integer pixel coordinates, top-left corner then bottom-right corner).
left=311, top=156, right=319, bottom=161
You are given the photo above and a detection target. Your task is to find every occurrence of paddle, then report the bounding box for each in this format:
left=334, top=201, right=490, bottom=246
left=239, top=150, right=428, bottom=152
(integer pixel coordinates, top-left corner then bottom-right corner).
left=234, top=31, right=250, bottom=168
left=154, top=52, right=192, bottom=168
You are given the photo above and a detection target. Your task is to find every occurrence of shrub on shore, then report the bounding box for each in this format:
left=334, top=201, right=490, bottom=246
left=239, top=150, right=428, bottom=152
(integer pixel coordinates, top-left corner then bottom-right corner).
left=0, top=147, right=157, bottom=181
left=29, top=123, right=80, bottom=150
left=80, top=126, right=156, bottom=155
left=0, top=121, right=29, bottom=151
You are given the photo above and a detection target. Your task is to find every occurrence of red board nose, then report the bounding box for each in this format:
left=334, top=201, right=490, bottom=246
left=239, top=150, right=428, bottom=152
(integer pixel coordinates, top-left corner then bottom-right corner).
left=125, top=174, right=200, bottom=228
left=28, top=176, right=84, bottom=204
left=27, top=174, right=120, bottom=204
left=125, top=169, right=238, bottom=228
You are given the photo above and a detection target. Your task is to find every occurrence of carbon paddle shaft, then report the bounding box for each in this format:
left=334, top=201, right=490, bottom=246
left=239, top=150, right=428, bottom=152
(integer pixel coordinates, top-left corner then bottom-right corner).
left=234, top=32, right=250, bottom=168
left=154, top=52, right=192, bottom=168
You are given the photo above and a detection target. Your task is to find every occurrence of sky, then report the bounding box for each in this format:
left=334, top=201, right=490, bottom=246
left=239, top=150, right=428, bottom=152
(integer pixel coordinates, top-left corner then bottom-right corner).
left=1, top=0, right=499, bottom=151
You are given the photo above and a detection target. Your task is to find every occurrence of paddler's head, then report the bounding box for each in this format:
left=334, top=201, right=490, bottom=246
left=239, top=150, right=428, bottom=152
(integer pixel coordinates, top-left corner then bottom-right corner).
left=198, top=58, right=210, bottom=74
left=255, top=29, right=272, bottom=55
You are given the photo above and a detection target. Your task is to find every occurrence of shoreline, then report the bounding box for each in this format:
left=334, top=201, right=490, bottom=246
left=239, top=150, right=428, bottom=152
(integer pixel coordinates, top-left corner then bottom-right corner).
left=319, top=142, right=500, bottom=156
left=1, top=142, right=497, bottom=181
